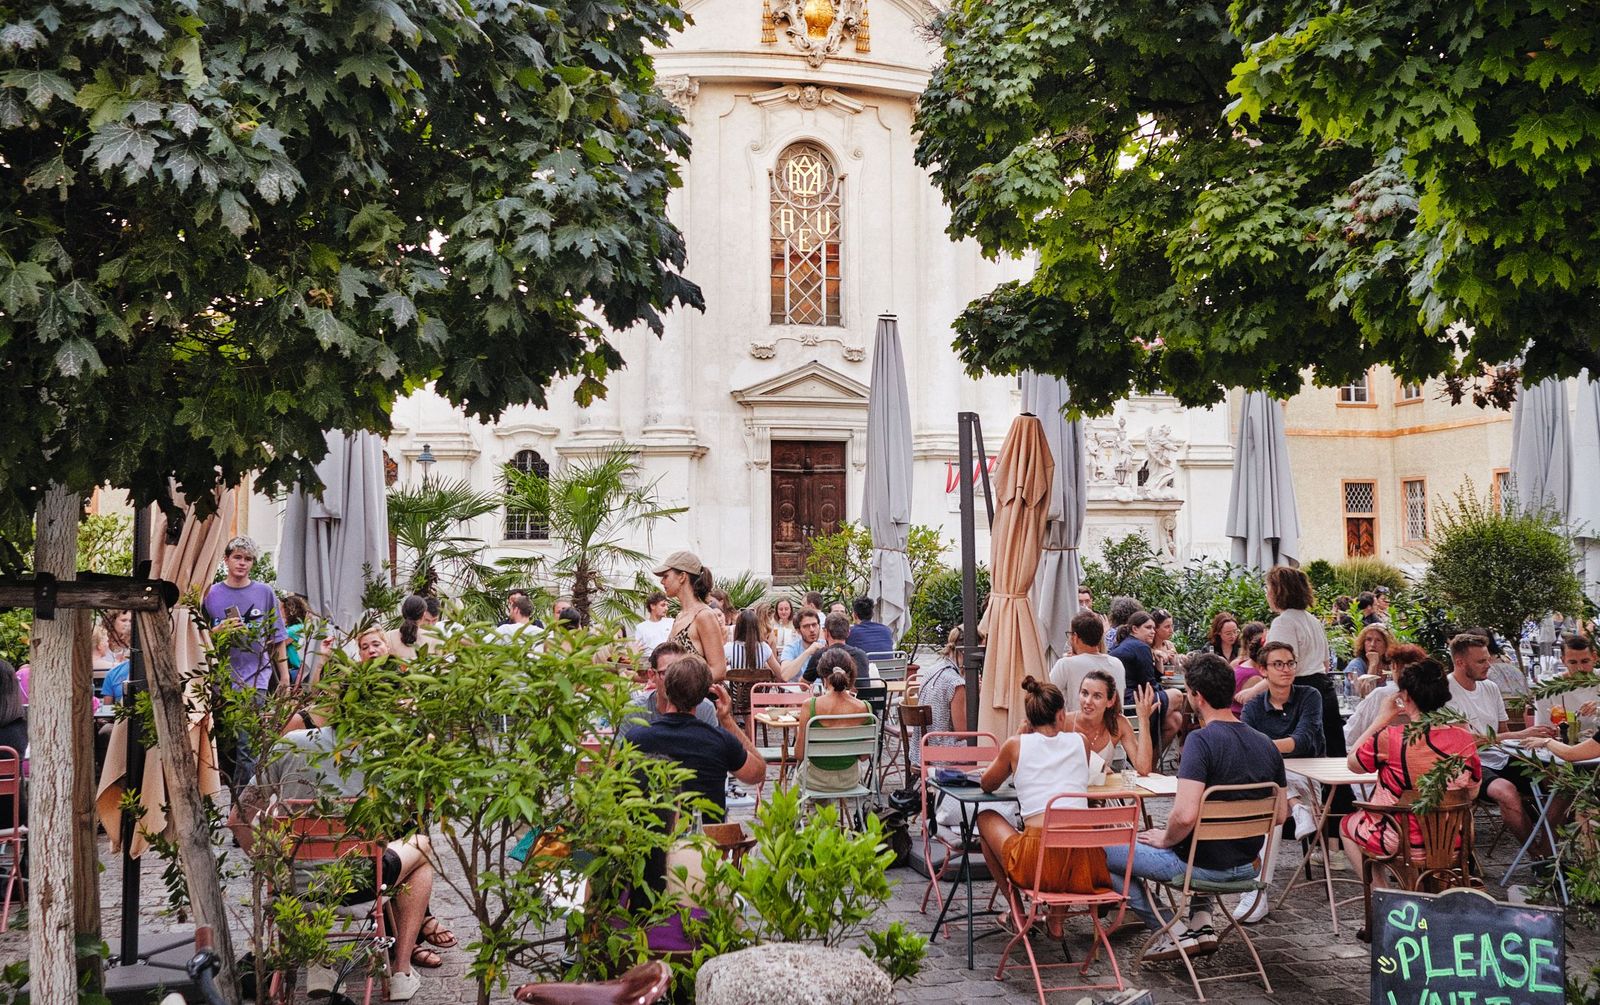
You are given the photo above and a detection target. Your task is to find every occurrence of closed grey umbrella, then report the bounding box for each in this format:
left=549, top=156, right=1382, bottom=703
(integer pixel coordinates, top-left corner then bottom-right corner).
left=863, top=314, right=914, bottom=641
left=1226, top=390, right=1301, bottom=570
left=1569, top=371, right=1600, bottom=602
left=279, top=430, right=391, bottom=633
left=1022, top=373, right=1085, bottom=663
left=1511, top=376, right=1571, bottom=519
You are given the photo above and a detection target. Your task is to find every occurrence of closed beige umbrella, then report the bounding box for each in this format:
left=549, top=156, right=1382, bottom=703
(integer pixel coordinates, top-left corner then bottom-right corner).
left=96, top=486, right=231, bottom=856
left=977, top=415, right=1054, bottom=740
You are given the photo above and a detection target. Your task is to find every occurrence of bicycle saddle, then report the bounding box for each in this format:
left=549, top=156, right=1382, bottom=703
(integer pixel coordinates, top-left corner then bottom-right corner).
left=512, top=961, right=672, bottom=1005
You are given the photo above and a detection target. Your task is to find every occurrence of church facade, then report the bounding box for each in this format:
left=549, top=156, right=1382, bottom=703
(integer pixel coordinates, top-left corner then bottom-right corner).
left=243, top=0, right=1240, bottom=583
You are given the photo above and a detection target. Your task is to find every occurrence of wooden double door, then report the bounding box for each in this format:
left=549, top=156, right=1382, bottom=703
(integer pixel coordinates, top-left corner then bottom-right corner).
left=771, top=440, right=845, bottom=583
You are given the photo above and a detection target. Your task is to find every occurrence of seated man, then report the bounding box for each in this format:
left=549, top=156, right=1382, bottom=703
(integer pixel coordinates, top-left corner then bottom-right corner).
left=1446, top=633, right=1556, bottom=847
left=623, top=655, right=767, bottom=820
left=845, top=595, right=895, bottom=657
left=623, top=642, right=716, bottom=727
left=800, top=613, right=872, bottom=686
left=1533, top=634, right=1600, bottom=733
left=1103, top=653, right=1287, bottom=960
left=1241, top=641, right=1323, bottom=840
left=780, top=608, right=824, bottom=680
left=229, top=726, right=437, bottom=1001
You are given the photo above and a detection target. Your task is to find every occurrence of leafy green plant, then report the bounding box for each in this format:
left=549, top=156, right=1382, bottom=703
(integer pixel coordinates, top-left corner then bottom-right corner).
left=1329, top=557, right=1410, bottom=598
left=1422, top=488, right=1582, bottom=669
left=715, top=570, right=772, bottom=613
left=864, top=921, right=927, bottom=986
left=684, top=787, right=925, bottom=984
left=78, top=514, right=132, bottom=576
left=327, top=631, right=699, bottom=1005
left=800, top=523, right=946, bottom=614
left=387, top=478, right=502, bottom=597
left=502, top=446, right=685, bottom=622
left=907, top=564, right=990, bottom=654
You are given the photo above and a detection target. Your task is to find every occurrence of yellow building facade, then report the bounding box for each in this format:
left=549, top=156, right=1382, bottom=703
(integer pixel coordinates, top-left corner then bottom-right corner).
left=1282, top=368, right=1513, bottom=569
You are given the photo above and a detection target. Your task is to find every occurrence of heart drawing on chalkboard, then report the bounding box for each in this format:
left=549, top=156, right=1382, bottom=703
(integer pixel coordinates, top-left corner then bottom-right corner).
left=1387, top=902, right=1422, bottom=932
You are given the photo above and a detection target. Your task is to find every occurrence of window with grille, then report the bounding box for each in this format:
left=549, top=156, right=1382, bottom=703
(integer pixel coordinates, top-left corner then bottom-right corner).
left=1344, top=480, right=1377, bottom=557
left=504, top=449, right=550, bottom=541
left=1403, top=479, right=1428, bottom=541
left=1337, top=374, right=1372, bottom=404
left=770, top=142, right=842, bottom=326
left=1400, top=382, right=1424, bottom=402
left=1492, top=468, right=1511, bottom=514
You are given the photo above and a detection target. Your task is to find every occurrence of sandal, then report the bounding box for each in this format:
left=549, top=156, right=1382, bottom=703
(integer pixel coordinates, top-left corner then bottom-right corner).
left=419, top=917, right=458, bottom=949
left=409, top=945, right=443, bottom=970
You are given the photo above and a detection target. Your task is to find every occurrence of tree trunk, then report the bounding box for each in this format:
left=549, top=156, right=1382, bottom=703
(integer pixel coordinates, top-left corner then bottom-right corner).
left=71, top=609, right=103, bottom=990
left=27, top=483, right=84, bottom=1002
left=137, top=608, right=241, bottom=1005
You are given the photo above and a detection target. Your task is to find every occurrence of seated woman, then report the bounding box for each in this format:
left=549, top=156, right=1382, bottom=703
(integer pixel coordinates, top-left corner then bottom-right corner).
left=1229, top=621, right=1267, bottom=712
left=911, top=625, right=967, bottom=769
left=976, top=677, right=1111, bottom=937
left=1067, top=670, right=1155, bottom=777
left=794, top=648, right=872, bottom=794
left=1340, top=658, right=1482, bottom=876
left=1110, top=612, right=1185, bottom=753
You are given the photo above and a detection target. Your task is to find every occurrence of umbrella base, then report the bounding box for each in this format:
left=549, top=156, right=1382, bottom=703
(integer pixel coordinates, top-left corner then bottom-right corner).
left=104, top=931, right=201, bottom=1004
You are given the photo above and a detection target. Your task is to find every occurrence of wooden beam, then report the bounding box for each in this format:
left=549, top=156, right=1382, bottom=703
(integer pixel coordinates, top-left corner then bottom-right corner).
left=71, top=609, right=103, bottom=991
left=137, top=609, right=240, bottom=1005
left=0, top=576, right=179, bottom=614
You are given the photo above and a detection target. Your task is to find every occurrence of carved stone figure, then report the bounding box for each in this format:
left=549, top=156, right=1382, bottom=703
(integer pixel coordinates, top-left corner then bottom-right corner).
left=769, top=0, right=867, bottom=67
left=1110, top=417, right=1137, bottom=487
left=1144, top=424, right=1179, bottom=492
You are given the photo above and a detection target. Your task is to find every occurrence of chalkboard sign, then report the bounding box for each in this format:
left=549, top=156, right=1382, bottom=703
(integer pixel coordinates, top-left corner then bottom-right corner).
left=1371, top=887, right=1564, bottom=1005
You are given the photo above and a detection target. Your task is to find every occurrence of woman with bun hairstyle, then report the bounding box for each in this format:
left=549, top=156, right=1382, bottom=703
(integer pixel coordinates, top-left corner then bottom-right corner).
left=383, top=594, right=441, bottom=662
left=654, top=550, right=728, bottom=683
left=793, top=647, right=872, bottom=794
left=976, top=677, right=1111, bottom=932
left=1340, top=658, right=1481, bottom=876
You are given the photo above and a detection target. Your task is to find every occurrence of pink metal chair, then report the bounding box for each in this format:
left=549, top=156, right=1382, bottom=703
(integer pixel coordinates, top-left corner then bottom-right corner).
left=995, top=793, right=1142, bottom=1004
left=917, top=730, right=1000, bottom=918
left=0, top=745, right=24, bottom=933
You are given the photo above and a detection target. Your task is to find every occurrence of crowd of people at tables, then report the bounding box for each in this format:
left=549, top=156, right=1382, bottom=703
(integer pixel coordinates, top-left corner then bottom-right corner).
left=8, top=532, right=1600, bottom=998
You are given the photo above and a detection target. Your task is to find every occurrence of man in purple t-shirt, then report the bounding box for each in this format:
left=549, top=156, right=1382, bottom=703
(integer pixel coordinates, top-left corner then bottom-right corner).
left=202, top=536, right=288, bottom=790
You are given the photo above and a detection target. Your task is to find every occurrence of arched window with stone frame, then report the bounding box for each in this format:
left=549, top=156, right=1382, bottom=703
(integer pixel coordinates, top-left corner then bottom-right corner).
left=770, top=141, right=843, bottom=326
left=504, top=448, right=550, bottom=541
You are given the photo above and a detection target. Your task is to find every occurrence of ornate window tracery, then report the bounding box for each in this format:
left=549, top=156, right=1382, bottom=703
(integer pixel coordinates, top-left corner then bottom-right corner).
left=770, top=142, right=842, bottom=326
left=504, top=449, right=550, bottom=541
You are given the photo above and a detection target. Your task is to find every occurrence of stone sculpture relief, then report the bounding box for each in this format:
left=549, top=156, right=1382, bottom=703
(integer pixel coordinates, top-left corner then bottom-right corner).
left=1084, top=416, right=1184, bottom=500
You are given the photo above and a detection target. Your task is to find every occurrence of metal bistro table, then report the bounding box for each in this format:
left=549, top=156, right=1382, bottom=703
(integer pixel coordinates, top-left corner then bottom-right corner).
left=1500, top=741, right=1600, bottom=904
left=928, top=778, right=1174, bottom=969
left=1278, top=756, right=1377, bottom=934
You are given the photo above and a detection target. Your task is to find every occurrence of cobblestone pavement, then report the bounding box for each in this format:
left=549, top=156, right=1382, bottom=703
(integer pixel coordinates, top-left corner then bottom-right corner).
left=3, top=781, right=1597, bottom=1003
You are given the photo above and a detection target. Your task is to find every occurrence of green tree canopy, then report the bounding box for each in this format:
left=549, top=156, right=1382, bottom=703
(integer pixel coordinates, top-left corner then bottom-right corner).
left=913, top=1, right=1599, bottom=414
left=0, top=0, right=702, bottom=528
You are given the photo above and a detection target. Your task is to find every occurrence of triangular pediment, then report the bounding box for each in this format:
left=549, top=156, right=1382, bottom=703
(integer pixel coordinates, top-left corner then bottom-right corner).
left=732, top=360, right=870, bottom=408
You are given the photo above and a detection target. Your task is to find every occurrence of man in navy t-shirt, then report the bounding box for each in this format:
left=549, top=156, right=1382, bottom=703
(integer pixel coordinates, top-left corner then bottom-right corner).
left=623, top=654, right=766, bottom=819
left=1103, top=653, right=1287, bottom=960
left=846, top=596, right=895, bottom=656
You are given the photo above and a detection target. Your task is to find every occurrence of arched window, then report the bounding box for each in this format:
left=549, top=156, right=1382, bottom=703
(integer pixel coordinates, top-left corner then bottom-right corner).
left=770, top=142, right=842, bottom=326
left=504, top=449, right=550, bottom=541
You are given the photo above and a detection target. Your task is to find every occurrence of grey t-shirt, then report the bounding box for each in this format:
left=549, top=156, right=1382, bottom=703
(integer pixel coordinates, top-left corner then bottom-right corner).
left=1049, top=653, right=1126, bottom=711
left=624, top=689, right=718, bottom=728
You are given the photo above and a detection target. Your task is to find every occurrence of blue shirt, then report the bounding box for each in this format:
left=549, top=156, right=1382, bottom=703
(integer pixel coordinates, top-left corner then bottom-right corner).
left=846, top=620, right=895, bottom=656
left=1242, top=684, right=1325, bottom=758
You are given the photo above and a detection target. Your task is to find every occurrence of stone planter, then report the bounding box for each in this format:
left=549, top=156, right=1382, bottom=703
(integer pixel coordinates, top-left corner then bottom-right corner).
left=695, top=943, right=892, bottom=1005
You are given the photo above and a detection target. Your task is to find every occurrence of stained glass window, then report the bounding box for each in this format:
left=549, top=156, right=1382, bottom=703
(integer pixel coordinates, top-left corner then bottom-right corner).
left=770, top=143, right=842, bottom=326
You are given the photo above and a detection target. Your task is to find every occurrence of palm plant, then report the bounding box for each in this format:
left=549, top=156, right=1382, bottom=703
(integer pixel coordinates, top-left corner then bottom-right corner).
left=386, top=477, right=502, bottom=597
left=502, top=446, right=686, bottom=620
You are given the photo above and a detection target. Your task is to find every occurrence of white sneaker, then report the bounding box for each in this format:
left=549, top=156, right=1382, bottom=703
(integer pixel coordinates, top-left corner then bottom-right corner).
left=388, top=968, right=421, bottom=1002
left=1231, top=887, right=1269, bottom=924
left=1143, top=926, right=1200, bottom=962
left=1292, top=804, right=1317, bottom=841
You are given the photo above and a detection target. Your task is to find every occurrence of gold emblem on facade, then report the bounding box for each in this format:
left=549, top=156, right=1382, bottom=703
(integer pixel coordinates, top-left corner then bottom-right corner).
left=761, top=0, right=868, bottom=66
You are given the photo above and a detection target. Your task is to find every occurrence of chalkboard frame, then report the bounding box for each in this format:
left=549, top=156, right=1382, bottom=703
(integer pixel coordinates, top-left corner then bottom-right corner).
left=1370, top=886, right=1565, bottom=1005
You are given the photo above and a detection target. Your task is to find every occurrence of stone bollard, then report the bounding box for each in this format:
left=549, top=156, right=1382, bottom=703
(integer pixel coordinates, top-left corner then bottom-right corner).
left=695, top=943, right=893, bottom=1005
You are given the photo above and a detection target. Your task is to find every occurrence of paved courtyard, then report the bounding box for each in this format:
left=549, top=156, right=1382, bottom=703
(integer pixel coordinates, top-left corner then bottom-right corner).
left=4, top=786, right=1597, bottom=1003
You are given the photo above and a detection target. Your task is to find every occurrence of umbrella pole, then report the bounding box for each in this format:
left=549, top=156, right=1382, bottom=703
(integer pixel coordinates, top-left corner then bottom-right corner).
left=958, top=413, right=986, bottom=732
left=117, top=506, right=151, bottom=961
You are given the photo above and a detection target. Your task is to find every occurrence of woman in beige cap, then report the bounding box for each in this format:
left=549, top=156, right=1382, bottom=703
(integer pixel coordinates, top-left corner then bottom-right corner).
left=653, top=550, right=729, bottom=683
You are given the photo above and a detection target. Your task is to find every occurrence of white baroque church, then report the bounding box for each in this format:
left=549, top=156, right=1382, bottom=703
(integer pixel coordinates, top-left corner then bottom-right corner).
left=245, top=0, right=1240, bottom=582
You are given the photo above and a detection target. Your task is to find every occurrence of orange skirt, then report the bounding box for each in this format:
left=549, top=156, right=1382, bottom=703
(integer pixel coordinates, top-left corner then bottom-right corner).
left=1001, top=828, right=1112, bottom=894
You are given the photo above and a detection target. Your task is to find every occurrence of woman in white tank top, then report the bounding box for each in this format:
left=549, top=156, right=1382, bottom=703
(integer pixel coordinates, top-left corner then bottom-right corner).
left=976, top=677, right=1112, bottom=924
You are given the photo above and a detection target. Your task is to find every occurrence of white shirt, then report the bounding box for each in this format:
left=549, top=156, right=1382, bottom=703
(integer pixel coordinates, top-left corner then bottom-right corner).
left=634, top=618, right=671, bottom=655
left=1013, top=731, right=1092, bottom=820
left=1049, top=653, right=1126, bottom=711
left=1267, top=609, right=1331, bottom=678
left=1448, top=674, right=1508, bottom=769
left=1344, top=682, right=1397, bottom=746
left=1532, top=671, right=1600, bottom=732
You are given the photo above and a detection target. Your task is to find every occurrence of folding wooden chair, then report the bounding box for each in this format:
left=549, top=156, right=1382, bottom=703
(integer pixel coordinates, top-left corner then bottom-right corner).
left=996, top=794, right=1142, bottom=1004
left=274, top=800, right=390, bottom=1005
left=0, top=746, right=24, bottom=933
left=1357, top=787, right=1478, bottom=937
left=796, top=713, right=879, bottom=828
left=1140, top=782, right=1283, bottom=1002
left=917, top=731, right=1000, bottom=916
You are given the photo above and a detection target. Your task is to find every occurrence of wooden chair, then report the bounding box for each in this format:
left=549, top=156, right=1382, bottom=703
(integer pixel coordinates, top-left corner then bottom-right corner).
left=796, top=713, right=879, bottom=828
left=881, top=702, right=932, bottom=793
left=0, top=746, right=24, bottom=933
left=1357, top=787, right=1478, bottom=938
left=917, top=731, right=1001, bottom=918
left=272, top=800, right=390, bottom=1005
left=996, top=794, right=1142, bottom=1004
left=1140, top=782, right=1283, bottom=1002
